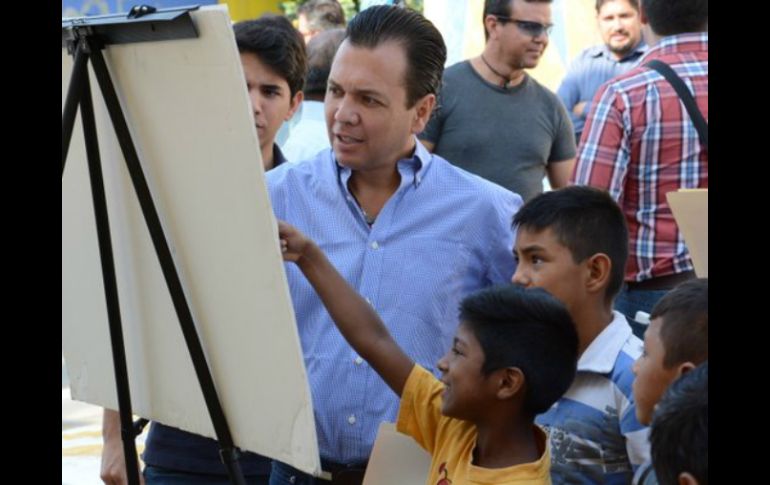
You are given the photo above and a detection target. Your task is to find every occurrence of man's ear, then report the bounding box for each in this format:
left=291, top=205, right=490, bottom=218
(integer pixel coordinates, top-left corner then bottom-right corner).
left=585, top=253, right=612, bottom=295
left=496, top=367, right=526, bottom=400
left=484, top=14, right=501, bottom=42
left=675, top=361, right=697, bottom=379
left=285, top=90, right=304, bottom=121
left=678, top=472, right=700, bottom=485
left=411, top=93, right=436, bottom=135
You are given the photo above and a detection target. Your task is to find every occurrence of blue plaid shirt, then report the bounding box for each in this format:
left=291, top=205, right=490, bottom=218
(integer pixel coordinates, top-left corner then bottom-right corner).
left=267, top=138, right=521, bottom=463
left=557, top=42, right=647, bottom=138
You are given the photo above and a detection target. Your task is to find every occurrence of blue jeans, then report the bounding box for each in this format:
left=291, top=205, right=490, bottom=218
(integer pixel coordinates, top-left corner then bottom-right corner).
left=270, top=460, right=366, bottom=485
left=144, top=465, right=270, bottom=485
left=614, top=287, right=670, bottom=339
left=270, top=461, right=318, bottom=485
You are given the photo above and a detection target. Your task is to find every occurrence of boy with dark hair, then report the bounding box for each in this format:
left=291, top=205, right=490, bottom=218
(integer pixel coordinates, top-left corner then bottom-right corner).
left=234, top=15, right=306, bottom=171
left=511, top=185, right=649, bottom=484
left=278, top=220, right=579, bottom=484
left=100, top=14, right=308, bottom=485
left=648, top=362, right=707, bottom=485
left=631, top=278, right=708, bottom=485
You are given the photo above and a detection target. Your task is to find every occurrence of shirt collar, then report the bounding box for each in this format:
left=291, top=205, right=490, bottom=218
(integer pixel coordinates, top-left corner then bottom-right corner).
left=335, top=135, right=432, bottom=188
left=272, top=143, right=288, bottom=168
left=592, top=41, right=648, bottom=62
left=577, top=311, right=633, bottom=374
left=640, top=32, right=708, bottom=63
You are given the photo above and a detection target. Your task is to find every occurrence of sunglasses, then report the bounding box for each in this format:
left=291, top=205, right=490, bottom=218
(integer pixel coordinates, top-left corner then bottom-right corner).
left=494, top=15, right=554, bottom=37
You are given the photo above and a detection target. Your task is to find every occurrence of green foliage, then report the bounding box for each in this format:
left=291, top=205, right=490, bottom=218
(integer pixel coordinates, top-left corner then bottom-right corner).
left=281, top=0, right=423, bottom=22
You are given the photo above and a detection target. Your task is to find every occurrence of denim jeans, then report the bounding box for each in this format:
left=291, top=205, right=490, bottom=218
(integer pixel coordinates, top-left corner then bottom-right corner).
left=269, top=461, right=320, bottom=485
left=270, top=460, right=366, bottom=485
left=144, top=465, right=270, bottom=485
left=614, top=287, right=670, bottom=339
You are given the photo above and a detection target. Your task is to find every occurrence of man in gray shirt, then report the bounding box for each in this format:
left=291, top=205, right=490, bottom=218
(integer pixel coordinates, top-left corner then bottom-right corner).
left=420, top=0, right=575, bottom=202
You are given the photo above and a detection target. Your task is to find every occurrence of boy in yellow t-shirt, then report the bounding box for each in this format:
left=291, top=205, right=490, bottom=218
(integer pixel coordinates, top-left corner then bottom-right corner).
left=279, top=221, right=579, bottom=484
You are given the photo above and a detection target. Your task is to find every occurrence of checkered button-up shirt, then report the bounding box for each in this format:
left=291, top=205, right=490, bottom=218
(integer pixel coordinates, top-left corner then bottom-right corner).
left=572, top=33, right=708, bottom=282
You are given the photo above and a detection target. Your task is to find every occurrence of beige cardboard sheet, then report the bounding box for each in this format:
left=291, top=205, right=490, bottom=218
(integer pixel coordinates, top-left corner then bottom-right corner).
left=362, top=423, right=431, bottom=485
left=61, top=6, right=321, bottom=475
left=667, top=189, right=708, bottom=277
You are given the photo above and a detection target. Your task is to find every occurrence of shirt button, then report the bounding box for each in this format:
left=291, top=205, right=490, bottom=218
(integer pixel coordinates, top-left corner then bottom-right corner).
left=365, top=297, right=372, bottom=305
left=354, top=357, right=363, bottom=365
left=371, top=241, right=379, bottom=250
left=348, top=415, right=356, bottom=425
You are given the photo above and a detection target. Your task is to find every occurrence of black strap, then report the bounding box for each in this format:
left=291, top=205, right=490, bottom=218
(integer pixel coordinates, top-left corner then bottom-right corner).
left=645, top=59, right=708, bottom=150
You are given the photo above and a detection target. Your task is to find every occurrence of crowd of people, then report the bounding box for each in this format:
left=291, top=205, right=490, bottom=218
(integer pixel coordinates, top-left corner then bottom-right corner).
left=97, top=1, right=708, bottom=484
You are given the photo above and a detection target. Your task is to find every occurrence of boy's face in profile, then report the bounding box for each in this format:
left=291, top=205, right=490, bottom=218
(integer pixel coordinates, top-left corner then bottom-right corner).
left=631, top=317, right=681, bottom=425
left=240, top=52, right=301, bottom=166
left=436, top=322, right=492, bottom=421
left=511, top=227, right=586, bottom=317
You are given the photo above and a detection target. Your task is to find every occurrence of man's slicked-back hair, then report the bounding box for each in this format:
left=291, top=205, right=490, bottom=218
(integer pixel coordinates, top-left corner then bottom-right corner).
left=595, top=0, right=639, bottom=12
left=650, top=362, right=708, bottom=485
left=299, top=0, right=346, bottom=32
left=651, top=278, right=708, bottom=368
left=234, top=14, right=307, bottom=97
left=345, top=5, right=446, bottom=108
left=482, top=0, right=552, bottom=41
left=460, top=285, right=578, bottom=417
left=641, top=0, right=707, bottom=36
left=513, top=186, right=629, bottom=300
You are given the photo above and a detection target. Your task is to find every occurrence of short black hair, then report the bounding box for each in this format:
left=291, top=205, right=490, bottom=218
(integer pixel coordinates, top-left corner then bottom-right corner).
left=345, top=5, right=446, bottom=108
left=650, top=278, right=708, bottom=368
left=304, top=28, right=346, bottom=97
left=483, top=0, right=553, bottom=41
left=460, top=285, right=578, bottom=418
left=595, top=0, right=639, bottom=12
left=641, top=0, right=707, bottom=36
left=234, top=15, right=307, bottom=97
left=298, top=0, right=346, bottom=31
left=650, top=361, right=708, bottom=485
left=513, top=186, right=629, bottom=300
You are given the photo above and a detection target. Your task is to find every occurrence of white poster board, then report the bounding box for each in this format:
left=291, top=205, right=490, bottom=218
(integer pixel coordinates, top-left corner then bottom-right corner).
left=667, top=189, right=708, bottom=277
left=362, top=423, right=431, bottom=485
left=61, top=6, right=321, bottom=475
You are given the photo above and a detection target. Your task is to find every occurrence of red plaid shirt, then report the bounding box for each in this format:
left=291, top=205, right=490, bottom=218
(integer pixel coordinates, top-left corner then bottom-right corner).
left=572, top=33, right=708, bottom=282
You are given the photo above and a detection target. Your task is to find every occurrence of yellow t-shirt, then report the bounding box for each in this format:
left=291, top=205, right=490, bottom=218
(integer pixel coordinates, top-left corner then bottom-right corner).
left=396, top=365, right=551, bottom=485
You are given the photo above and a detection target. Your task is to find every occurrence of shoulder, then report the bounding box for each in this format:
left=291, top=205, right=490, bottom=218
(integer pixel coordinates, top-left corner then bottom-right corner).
left=526, top=77, right=571, bottom=117
left=428, top=154, right=523, bottom=208
left=569, top=45, right=605, bottom=68
left=440, top=61, right=476, bottom=90
left=266, top=151, right=334, bottom=202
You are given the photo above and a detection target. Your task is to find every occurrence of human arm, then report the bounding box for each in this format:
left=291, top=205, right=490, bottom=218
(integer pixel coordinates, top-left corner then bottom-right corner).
left=571, top=83, right=630, bottom=200
left=546, top=159, right=576, bottom=189
left=100, top=409, right=145, bottom=485
left=557, top=63, right=588, bottom=136
left=279, top=220, right=414, bottom=396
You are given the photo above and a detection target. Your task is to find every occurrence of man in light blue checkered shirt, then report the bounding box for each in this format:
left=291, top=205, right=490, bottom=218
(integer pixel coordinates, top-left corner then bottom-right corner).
left=267, top=6, right=523, bottom=485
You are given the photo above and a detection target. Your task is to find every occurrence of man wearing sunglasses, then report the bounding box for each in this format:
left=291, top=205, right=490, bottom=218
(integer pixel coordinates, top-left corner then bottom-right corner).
left=419, top=0, right=576, bottom=203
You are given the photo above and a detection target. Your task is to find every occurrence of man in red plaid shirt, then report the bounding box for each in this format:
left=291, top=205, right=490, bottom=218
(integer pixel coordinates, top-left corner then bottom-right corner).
left=571, top=0, right=707, bottom=338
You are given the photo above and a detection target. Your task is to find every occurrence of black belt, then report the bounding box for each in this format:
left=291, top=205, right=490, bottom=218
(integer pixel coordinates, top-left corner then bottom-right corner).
left=320, top=460, right=368, bottom=485
left=626, top=271, right=696, bottom=291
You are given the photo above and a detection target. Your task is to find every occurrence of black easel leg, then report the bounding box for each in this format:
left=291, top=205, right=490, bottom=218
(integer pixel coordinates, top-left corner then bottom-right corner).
left=62, top=40, right=89, bottom=177
left=87, top=38, right=246, bottom=485
left=79, top=69, right=143, bottom=485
